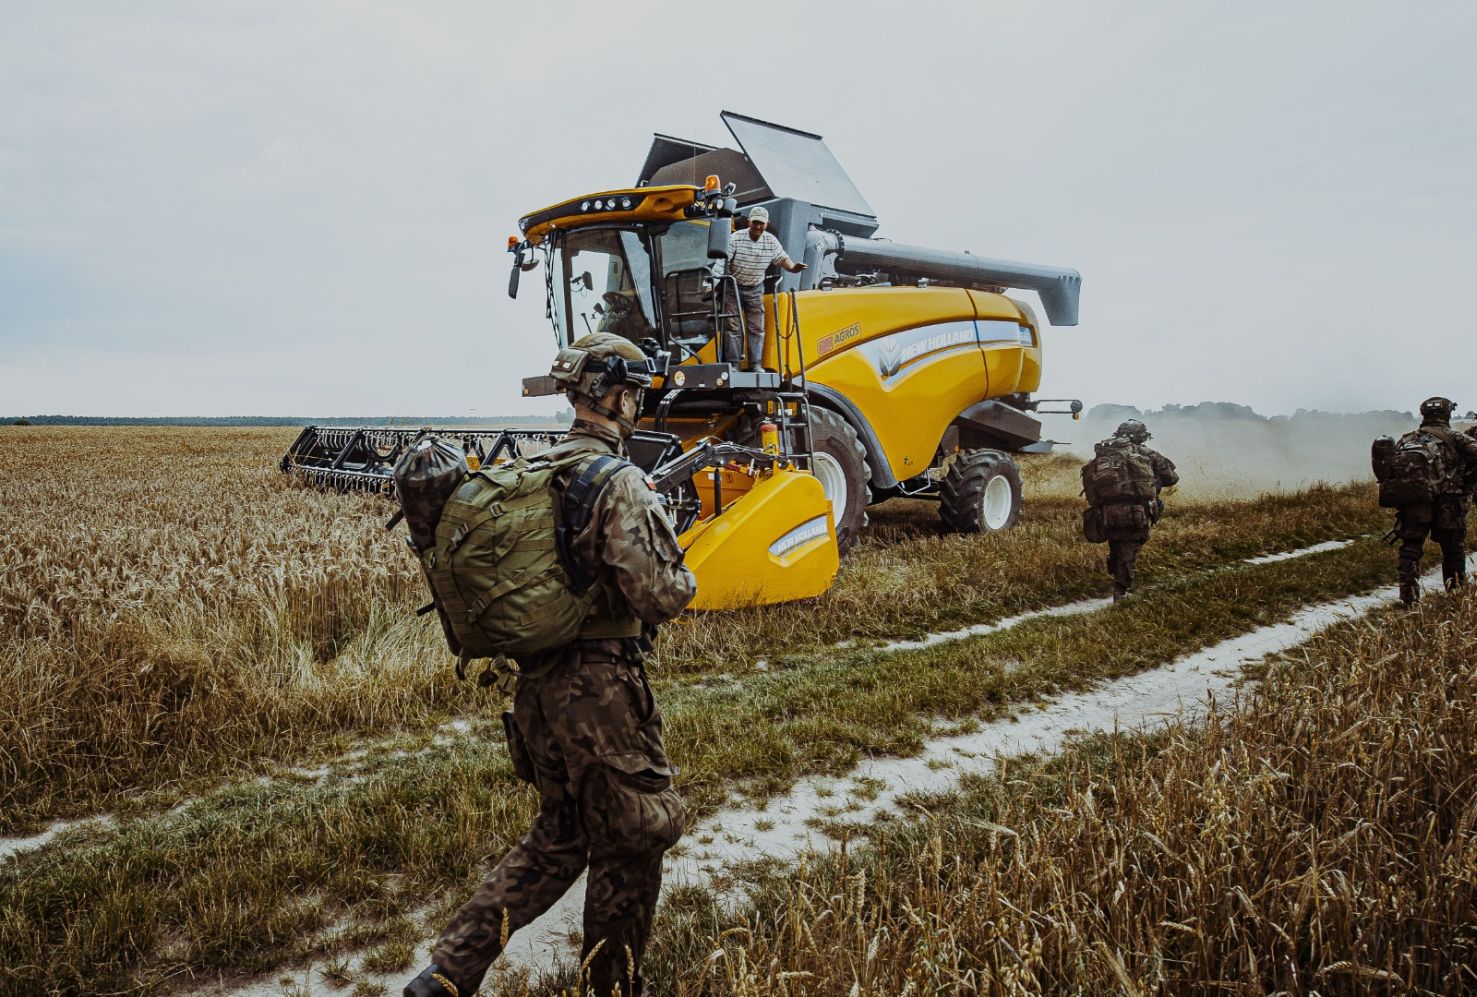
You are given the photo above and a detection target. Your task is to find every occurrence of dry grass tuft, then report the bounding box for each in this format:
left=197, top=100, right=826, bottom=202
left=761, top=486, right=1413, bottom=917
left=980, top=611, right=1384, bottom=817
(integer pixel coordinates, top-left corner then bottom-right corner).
left=2, top=430, right=1385, bottom=829
left=0, top=428, right=1418, bottom=994
left=0, top=428, right=468, bottom=828
left=662, top=588, right=1477, bottom=994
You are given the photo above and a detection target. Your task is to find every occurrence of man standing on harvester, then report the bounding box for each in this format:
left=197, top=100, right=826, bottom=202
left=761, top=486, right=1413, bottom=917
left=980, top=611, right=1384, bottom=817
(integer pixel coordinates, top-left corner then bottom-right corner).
left=1371, top=396, right=1477, bottom=607
left=1081, top=419, right=1179, bottom=602
left=405, top=333, right=696, bottom=997
left=722, top=205, right=806, bottom=371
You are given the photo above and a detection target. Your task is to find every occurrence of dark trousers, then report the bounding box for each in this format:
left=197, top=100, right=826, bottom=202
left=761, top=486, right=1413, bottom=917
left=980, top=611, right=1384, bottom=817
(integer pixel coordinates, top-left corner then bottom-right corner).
left=1106, top=538, right=1145, bottom=593
left=721, top=282, right=766, bottom=369
left=1396, top=498, right=1469, bottom=587
left=432, top=649, right=685, bottom=996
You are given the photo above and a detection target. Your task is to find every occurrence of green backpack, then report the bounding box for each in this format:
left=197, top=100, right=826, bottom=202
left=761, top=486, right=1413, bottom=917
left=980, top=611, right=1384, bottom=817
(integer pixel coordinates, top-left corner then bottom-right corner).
left=1082, top=442, right=1157, bottom=505
left=414, top=447, right=631, bottom=664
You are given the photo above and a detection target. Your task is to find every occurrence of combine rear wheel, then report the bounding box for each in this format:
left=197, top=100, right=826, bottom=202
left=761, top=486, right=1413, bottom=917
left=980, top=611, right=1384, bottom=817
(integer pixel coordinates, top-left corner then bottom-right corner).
left=807, top=407, right=871, bottom=556
left=940, top=449, right=1022, bottom=533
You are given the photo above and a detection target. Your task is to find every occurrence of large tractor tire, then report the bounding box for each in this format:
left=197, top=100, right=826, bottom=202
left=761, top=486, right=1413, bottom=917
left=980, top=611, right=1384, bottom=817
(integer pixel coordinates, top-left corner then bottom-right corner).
left=940, top=449, right=1022, bottom=534
left=807, top=407, right=871, bottom=555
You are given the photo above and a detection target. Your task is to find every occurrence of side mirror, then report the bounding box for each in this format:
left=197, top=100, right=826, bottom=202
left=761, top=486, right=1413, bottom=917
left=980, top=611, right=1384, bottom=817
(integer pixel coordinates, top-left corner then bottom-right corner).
left=707, top=218, right=730, bottom=260
left=507, top=239, right=535, bottom=299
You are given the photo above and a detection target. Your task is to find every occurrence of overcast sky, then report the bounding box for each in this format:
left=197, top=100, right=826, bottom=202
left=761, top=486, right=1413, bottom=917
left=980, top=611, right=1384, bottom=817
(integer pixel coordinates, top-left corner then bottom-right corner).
left=2, top=1, right=1473, bottom=418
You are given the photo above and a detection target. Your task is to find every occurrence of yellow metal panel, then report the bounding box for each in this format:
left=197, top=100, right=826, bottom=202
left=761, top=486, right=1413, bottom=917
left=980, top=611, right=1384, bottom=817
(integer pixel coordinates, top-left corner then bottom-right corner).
left=972, top=291, right=1039, bottom=394
left=790, top=287, right=977, bottom=362
left=654, top=284, right=1044, bottom=482
left=792, top=288, right=984, bottom=480
left=983, top=344, right=1024, bottom=394
left=967, top=290, right=1028, bottom=323
left=1012, top=297, right=1044, bottom=393
left=680, top=470, right=839, bottom=610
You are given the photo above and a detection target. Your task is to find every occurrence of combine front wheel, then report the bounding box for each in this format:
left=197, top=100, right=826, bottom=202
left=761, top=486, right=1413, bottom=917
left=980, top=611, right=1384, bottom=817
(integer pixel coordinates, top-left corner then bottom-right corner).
left=940, top=449, right=1022, bottom=533
left=807, top=408, right=871, bottom=555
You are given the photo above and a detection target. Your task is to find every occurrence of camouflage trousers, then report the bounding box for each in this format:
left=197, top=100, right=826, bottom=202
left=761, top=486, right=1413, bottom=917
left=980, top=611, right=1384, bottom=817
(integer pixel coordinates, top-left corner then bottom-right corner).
left=1106, top=537, right=1146, bottom=593
left=432, top=644, right=686, bottom=996
left=1396, top=497, right=1470, bottom=587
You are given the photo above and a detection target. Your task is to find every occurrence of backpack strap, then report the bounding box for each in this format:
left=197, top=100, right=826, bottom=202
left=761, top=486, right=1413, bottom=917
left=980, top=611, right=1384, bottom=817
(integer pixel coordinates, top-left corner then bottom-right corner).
left=1422, top=425, right=1459, bottom=449
left=556, top=454, right=630, bottom=594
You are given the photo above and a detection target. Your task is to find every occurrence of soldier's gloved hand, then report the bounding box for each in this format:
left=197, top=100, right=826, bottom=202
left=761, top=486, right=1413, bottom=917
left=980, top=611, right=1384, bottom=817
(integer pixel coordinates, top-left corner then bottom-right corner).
left=404, top=964, right=465, bottom=997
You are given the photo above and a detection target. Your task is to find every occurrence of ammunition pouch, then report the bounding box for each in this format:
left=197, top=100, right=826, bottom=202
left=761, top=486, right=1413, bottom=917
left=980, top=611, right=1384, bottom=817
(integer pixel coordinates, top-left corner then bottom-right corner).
left=1101, top=502, right=1150, bottom=531
left=1082, top=505, right=1107, bottom=544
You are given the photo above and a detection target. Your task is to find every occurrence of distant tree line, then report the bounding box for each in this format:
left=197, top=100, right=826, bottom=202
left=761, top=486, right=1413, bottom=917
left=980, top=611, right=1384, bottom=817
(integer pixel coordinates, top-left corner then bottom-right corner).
left=6, top=411, right=575, bottom=427
left=1085, top=402, right=1417, bottom=423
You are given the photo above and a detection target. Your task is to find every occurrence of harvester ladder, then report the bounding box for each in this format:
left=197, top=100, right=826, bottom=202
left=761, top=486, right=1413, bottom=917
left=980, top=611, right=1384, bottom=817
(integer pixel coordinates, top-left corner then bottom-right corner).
left=771, top=289, right=814, bottom=470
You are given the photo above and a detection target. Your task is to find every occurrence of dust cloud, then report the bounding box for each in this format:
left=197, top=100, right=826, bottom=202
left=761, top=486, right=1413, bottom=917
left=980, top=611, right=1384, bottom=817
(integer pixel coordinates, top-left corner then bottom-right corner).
left=1035, top=411, right=1470, bottom=501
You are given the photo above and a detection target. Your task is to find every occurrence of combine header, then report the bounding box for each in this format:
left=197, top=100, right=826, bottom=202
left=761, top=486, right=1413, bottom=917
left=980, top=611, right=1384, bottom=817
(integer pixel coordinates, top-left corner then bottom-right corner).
left=282, top=426, right=563, bottom=492
left=284, top=112, right=1083, bottom=608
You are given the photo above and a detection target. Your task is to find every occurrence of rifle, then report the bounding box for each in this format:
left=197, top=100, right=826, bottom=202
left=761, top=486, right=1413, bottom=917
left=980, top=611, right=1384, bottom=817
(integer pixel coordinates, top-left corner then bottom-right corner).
left=645, top=439, right=779, bottom=496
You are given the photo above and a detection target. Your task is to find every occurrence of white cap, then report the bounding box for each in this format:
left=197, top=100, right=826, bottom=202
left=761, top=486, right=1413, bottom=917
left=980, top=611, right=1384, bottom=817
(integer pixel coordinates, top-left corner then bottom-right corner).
left=747, top=206, right=769, bottom=224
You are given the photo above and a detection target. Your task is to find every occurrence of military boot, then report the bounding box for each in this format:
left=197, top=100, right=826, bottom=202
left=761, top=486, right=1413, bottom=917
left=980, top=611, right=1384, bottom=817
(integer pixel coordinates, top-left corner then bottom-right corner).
left=1399, top=580, right=1419, bottom=608
left=404, top=964, right=467, bottom=997
left=1112, top=583, right=1130, bottom=603
left=1444, top=564, right=1467, bottom=591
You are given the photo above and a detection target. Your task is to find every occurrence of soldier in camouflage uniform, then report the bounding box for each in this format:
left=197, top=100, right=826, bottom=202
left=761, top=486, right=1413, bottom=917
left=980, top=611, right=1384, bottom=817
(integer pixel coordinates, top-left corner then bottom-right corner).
left=406, top=333, right=696, bottom=997
left=1392, top=396, right=1477, bottom=607
left=1095, top=420, right=1179, bottom=602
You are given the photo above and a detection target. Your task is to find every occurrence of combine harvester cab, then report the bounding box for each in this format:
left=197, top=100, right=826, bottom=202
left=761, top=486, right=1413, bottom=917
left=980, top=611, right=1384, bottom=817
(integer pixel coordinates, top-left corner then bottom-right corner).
left=286, top=112, right=1082, bottom=609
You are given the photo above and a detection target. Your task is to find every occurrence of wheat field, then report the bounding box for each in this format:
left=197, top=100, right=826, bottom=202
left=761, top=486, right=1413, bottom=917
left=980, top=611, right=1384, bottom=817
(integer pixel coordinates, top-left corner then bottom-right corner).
left=1, top=425, right=1440, bottom=996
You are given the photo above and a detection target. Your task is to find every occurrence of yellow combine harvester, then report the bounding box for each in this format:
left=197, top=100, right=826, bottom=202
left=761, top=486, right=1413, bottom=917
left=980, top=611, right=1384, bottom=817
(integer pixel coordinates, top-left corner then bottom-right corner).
left=284, top=112, right=1082, bottom=609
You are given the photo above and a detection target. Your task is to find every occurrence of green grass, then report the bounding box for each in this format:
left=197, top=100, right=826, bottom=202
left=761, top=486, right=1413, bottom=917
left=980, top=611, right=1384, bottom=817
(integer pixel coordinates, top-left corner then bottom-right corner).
left=657, top=481, right=1384, bottom=673
left=656, top=536, right=1393, bottom=815
left=0, top=535, right=1400, bottom=995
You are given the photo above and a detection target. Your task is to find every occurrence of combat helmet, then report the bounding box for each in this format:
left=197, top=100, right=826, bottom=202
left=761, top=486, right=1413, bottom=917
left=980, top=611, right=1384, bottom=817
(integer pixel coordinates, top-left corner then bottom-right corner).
left=1114, top=419, right=1151, bottom=444
left=549, top=332, right=654, bottom=432
left=1419, top=396, right=1456, bottom=424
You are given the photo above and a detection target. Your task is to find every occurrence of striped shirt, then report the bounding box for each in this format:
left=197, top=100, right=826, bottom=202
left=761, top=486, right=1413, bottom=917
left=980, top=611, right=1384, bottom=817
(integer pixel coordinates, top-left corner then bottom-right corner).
left=726, top=229, right=790, bottom=288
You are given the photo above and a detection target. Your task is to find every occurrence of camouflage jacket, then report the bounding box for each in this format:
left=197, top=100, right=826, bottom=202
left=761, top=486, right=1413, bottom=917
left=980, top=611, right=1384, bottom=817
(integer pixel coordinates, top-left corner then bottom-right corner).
left=1106, top=438, right=1180, bottom=493
left=1418, top=418, right=1477, bottom=494
left=550, top=420, right=697, bottom=630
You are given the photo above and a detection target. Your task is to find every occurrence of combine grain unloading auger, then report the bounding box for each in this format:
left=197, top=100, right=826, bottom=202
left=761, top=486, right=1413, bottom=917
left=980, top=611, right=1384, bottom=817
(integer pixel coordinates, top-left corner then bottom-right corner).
left=284, top=112, right=1083, bottom=609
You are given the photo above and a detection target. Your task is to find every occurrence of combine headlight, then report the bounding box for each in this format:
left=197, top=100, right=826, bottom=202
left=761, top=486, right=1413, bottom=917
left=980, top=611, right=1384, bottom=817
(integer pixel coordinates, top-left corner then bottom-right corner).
left=621, top=197, right=633, bottom=209
left=673, top=370, right=686, bottom=387
left=581, top=201, right=591, bottom=211
left=594, top=199, right=604, bottom=210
